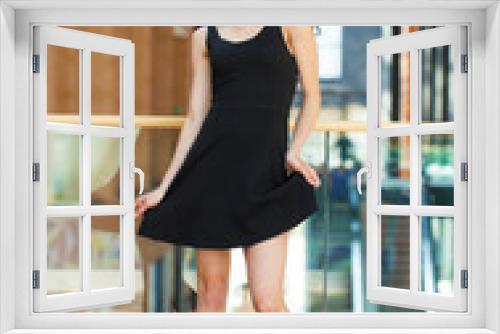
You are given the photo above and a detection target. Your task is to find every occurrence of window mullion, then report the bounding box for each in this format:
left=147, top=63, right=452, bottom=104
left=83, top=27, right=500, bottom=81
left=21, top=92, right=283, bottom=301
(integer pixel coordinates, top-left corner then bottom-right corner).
left=81, top=48, right=91, bottom=294
left=409, top=48, right=420, bottom=293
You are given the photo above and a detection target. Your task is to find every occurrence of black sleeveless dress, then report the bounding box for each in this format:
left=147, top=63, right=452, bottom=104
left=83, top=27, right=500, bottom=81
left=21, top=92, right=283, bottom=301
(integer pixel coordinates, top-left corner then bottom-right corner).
left=137, top=26, right=318, bottom=248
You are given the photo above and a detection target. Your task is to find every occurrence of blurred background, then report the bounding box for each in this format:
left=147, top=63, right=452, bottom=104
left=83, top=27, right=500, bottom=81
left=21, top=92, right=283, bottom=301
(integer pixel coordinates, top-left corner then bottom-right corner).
left=44, top=25, right=453, bottom=313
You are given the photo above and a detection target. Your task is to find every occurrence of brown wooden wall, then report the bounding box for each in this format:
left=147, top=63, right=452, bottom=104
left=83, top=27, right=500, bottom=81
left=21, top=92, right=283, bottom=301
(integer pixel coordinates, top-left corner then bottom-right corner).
left=53, top=26, right=194, bottom=197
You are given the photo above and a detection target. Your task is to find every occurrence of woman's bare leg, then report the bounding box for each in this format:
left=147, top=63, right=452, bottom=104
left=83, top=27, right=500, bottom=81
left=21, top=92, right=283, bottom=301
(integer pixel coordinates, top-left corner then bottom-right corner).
left=243, top=231, right=289, bottom=312
left=195, top=248, right=231, bottom=312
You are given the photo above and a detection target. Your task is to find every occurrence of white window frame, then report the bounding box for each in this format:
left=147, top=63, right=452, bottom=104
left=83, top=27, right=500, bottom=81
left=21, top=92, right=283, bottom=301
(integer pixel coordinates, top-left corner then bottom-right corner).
left=0, top=1, right=498, bottom=333
left=365, top=25, right=468, bottom=312
left=32, top=25, right=137, bottom=312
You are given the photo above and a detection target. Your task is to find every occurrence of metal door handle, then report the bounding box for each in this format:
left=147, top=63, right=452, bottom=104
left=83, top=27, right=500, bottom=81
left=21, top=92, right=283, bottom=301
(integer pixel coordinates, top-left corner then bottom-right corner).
left=356, top=164, right=371, bottom=195
left=130, top=162, right=144, bottom=195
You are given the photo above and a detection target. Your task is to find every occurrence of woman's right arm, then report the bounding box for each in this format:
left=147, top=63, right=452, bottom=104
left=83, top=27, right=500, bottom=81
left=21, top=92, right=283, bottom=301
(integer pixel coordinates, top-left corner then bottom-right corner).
left=135, top=27, right=212, bottom=218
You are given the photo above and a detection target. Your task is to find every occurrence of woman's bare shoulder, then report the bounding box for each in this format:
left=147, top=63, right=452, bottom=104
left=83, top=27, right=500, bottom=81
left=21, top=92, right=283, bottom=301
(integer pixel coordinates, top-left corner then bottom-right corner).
left=191, top=26, right=209, bottom=58
left=284, top=25, right=314, bottom=38
left=282, top=26, right=315, bottom=57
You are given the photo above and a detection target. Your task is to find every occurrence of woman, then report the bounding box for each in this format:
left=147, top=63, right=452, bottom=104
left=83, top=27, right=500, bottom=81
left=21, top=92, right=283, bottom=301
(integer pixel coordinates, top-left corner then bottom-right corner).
left=135, top=26, right=321, bottom=312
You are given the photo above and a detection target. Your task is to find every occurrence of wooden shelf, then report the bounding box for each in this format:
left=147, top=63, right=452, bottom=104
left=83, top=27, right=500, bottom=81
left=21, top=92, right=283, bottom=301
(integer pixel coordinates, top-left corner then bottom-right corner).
left=47, top=114, right=367, bottom=132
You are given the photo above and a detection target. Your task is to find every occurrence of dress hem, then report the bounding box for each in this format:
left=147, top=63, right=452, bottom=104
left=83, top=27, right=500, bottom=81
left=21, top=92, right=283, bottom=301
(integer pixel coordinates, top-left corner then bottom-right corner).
left=137, top=201, right=316, bottom=249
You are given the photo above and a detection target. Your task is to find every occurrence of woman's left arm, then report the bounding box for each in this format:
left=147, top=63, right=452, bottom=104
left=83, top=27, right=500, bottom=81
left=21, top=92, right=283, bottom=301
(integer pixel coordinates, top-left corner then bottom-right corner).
left=285, top=26, right=322, bottom=188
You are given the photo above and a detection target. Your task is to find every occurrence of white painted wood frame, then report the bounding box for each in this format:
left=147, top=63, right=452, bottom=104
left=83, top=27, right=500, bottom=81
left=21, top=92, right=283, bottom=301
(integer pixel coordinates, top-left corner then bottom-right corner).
left=32, top=25, right=136, bottom=312
left=0, top=1, right=497, bottom=333
left=365, top=25, right=468, bottom=312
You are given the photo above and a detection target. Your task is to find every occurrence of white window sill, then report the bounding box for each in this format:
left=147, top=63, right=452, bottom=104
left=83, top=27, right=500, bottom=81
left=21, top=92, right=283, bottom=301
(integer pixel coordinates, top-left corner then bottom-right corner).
left=3, top=329, right=496, bottom=334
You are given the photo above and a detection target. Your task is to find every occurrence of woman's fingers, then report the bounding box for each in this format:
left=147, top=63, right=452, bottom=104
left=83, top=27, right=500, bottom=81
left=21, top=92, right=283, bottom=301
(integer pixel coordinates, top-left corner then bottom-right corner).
left=305, top=167, right=317, bottom=187
left=136, top=204, right=147, bottom=219
left=308, top=166, right=321, bottom=186
left=135, top=203, right=143, bottom=219
left=135, top=197, right=142, bottom=210
left=300, top=161, right=321, bottom=188
left=135, top=195, right=148, bottom=219
left=285, top=153, right=321, bottom=187
left=134, top=189, right=163, bottom=220
left=135, top=199, right=143, bottom=213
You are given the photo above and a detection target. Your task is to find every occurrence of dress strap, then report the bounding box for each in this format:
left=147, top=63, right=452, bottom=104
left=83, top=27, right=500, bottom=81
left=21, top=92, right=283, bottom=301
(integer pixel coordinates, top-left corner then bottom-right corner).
left=275, top=26, right=296, bottom=61
left=206, top=26, right=212, bottom=53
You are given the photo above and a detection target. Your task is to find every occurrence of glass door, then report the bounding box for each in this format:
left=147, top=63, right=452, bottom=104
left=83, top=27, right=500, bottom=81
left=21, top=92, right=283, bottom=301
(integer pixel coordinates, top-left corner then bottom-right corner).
left=361, top=25, right=467, bottom=312
left=32, top=25, right=142, bottom=312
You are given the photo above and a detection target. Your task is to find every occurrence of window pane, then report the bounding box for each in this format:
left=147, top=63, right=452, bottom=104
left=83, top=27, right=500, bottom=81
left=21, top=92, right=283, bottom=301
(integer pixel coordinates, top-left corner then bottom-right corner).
left=47, top=217, right=81, bottom=294
left=47, top=45, right=80, bottom=125
left=317, top=26, right=343, bottom=79
left=421, top=45, right=454, bottom=123
left=379, top=52, right=410, bottom=127
left=421, top=134, right=454, bottom=206
left=381, top=136, right=410, bottom=205
left=47, top=132, right=80, bottom=206
left=421, top=216, right=454, bottom=295
left=91, top=215, right=122, bottom=289
left=91, top=52, right=121, bottom=127
left=381, top=215, right=410, bottom=290
left=91, top=136, right=121, bottom=205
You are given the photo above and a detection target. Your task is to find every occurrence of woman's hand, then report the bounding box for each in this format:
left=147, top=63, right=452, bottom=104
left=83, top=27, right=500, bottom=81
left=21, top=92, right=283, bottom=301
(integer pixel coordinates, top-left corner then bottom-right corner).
left=285, top=150, right=321, bottom=188
left=135, top=186, right=166, bottom=219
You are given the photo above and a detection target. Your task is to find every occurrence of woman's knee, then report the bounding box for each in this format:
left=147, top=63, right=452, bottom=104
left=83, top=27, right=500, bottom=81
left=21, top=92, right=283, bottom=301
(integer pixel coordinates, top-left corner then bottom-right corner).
left=197, top=273, right=229, bottom=307
left=252, top=293, right=287, bottom=312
